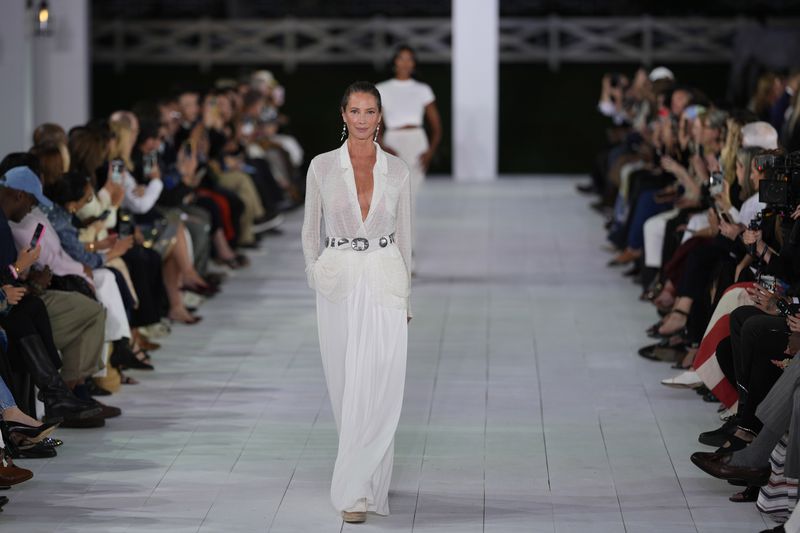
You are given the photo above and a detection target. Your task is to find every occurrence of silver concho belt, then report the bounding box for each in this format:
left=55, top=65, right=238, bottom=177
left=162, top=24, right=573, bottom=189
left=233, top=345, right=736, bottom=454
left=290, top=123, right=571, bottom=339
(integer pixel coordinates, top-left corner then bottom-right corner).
left=324, top=233, right=395, bottom=251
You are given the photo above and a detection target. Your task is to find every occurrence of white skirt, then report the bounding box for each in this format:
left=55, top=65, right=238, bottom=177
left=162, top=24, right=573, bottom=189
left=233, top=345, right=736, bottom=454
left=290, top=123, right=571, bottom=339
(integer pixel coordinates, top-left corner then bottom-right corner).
left=316, top=274, right=408, bottom=515
left=383, top=128, right=428, bottom=195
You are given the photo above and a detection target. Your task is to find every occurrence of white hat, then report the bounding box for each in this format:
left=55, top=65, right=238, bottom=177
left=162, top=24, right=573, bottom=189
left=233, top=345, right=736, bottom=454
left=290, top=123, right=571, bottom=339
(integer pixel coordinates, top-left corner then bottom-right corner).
left=251, top=70, right=277, bottom=87
left=649, top=66, right=675, bottom=82
left=741, top=121, right=779, bottom=150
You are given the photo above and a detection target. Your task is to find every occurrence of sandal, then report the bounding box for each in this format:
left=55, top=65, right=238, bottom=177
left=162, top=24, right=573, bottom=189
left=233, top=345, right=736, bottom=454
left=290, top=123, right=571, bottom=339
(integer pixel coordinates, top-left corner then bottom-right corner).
left=646, top=319, right=665, bottom=338
left=729, top=485, right=760, bottom=503
left=110, top=345, right=154, bottom=371
left=120, top=374, right=139, bottom=385
left=671, top=347, right=697, bottom=370
left=214, top=257, right=243, bottom=270
left=130, top=345, right=152, bottom=365
left=658, top=309, right=689, bottom=338
left=169, top=313, right=202, bottom=325
left=133, top=331, right=160, bottom=351
left=640, top=280, right=664, bottom=302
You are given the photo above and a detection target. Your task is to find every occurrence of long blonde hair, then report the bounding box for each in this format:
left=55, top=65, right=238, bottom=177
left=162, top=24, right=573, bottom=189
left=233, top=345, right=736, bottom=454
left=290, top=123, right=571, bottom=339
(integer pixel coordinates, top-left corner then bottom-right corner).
left=108, top=119, right=134, bottom=170
left=736, top=146, right=761, bottom=202
left=720, top=118, right=743, bottom=185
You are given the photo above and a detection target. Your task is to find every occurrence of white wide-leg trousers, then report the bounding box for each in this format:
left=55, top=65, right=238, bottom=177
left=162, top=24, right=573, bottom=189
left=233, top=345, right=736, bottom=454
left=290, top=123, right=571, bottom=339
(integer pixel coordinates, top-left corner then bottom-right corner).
left=94, top=268, right=131, bottom=342
left=643, top=208, right=679, bottom=268
left=316, top=276, right=407, bottom=516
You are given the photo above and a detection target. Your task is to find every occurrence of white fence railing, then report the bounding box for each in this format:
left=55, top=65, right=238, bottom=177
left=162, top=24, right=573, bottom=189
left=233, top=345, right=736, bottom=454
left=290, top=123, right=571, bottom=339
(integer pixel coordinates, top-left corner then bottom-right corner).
left=92, top=16, right=797, bottom=71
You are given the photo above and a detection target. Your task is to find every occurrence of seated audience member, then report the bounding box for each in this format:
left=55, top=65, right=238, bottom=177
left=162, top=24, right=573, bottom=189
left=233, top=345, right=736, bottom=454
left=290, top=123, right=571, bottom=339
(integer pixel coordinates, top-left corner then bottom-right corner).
left=0, top=165, right=107, bottom=427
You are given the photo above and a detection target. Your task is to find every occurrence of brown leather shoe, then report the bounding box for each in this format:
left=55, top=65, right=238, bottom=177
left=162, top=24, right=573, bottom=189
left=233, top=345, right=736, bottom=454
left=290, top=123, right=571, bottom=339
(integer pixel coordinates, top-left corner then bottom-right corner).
left=0, top=448, right=33, bottom=486
left=607, top=248, right=642, bottom=266
left=690, top=451, right=770, bottom=486
left=60, top=416, right=105, bottom=429
left=94, top=402, right=122, bottom=419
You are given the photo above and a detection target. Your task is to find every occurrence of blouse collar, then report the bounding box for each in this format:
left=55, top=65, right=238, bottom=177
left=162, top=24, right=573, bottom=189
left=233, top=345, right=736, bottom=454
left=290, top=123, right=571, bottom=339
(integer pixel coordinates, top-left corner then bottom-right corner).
left=338, top=140, right=388, bottom=176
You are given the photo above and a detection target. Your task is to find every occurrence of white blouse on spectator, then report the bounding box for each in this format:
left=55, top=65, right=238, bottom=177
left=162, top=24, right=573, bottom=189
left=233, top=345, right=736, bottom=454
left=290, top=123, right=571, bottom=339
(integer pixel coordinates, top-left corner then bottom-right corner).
left=301, top=141, right=412, bottom=316
left=121, top=170, right=163, bottom=214
left=730, top=193, right=766, bottom=226
left=77, top=188, right=118, bottom=242
left=375, top=79, right=434, bottom=129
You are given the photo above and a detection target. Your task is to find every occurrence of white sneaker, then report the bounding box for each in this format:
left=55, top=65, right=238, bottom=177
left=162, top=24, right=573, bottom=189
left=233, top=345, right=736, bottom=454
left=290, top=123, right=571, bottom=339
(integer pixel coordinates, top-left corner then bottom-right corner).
left=252, top=213, right=284, bottom=234
left=660, top=370, right=702, bottom=389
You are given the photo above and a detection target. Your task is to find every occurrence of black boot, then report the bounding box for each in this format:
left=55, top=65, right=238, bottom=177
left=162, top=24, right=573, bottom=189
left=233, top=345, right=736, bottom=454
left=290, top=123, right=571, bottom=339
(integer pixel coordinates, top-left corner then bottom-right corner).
left=17, top=335, right=102, bottom=423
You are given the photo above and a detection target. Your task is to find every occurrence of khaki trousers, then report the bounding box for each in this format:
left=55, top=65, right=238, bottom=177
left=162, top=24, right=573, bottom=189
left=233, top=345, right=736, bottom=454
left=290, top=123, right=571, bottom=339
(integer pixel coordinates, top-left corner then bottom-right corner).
left=217, top=170, right=266, bottom=245
left=40, top=290, right=106, bottom=382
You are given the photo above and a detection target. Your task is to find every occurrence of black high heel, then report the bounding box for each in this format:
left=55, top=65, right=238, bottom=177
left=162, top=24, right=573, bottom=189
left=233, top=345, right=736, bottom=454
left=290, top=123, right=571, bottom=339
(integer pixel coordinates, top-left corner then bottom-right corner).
left=5, top=420, right=60, bottom=443
left=0, top=422, right=56, bottom=459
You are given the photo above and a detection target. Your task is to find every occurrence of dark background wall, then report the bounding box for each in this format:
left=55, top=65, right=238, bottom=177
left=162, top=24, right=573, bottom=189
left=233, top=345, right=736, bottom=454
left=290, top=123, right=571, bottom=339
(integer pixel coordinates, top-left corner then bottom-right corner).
left=93, top=61, right=730, bottom=175
left=497, top=63, right=732, bottom=173
left=92, top=0, right=800, bottom=18
left=90, top=0, right=800, bottom=174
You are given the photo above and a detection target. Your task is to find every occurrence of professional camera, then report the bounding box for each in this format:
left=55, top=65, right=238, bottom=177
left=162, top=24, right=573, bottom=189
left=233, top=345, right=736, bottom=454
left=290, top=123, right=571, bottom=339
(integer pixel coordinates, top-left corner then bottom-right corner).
left=757, top=151, right=800, bottom=212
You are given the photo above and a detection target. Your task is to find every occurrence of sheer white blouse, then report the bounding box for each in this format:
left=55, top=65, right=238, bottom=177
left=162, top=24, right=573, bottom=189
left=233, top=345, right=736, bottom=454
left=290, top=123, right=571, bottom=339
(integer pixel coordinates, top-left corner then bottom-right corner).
left=302, top=141, right=413, bottom=316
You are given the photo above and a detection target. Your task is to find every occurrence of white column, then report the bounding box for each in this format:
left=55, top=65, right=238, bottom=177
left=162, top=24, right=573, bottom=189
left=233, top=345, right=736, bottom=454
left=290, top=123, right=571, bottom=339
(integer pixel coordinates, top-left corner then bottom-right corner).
left=33, top=0, right=91, bottom=131
left=0, top=2, right=34, bottom=156
left=452, top=0, right=498, bottom=182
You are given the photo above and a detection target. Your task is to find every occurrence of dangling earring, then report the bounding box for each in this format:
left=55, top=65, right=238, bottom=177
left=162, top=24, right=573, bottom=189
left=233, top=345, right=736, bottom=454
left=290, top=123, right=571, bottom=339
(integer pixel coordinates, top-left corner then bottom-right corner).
left=374, top=122, right=380, bottom=142
left=340, top=123, right=347, bottom=142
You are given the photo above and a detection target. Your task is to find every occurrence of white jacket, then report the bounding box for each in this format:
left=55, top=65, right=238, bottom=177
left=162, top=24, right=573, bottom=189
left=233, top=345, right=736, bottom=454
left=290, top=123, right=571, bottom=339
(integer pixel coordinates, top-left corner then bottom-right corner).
left=302, top=141, right=413, bottom=317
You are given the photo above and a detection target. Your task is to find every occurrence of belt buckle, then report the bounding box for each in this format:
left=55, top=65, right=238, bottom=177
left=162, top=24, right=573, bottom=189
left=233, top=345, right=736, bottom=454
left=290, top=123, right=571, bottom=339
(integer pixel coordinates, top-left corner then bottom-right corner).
left=351, top=237, right=369, bottom=251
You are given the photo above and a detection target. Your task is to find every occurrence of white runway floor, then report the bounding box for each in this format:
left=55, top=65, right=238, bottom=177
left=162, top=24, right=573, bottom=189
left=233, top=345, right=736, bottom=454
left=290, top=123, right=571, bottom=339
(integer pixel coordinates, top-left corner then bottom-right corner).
left=3, top=179, right=776, bottom=532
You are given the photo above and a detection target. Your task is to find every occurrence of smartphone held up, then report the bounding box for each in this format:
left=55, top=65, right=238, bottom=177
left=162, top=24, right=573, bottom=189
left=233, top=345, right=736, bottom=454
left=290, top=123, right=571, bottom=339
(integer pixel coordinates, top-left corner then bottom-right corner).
left=30, top=223, right=45, bottom=250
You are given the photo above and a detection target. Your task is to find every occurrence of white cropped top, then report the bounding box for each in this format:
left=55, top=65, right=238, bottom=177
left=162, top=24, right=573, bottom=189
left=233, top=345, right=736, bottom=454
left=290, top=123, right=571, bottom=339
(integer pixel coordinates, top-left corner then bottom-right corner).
left=376, top=78, right=435, bottom=129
